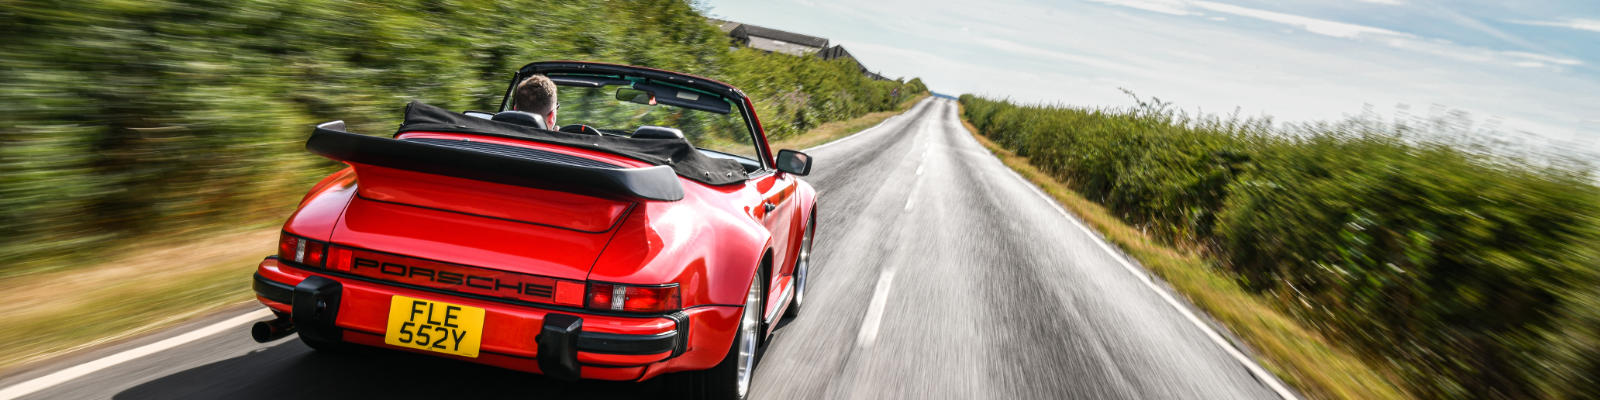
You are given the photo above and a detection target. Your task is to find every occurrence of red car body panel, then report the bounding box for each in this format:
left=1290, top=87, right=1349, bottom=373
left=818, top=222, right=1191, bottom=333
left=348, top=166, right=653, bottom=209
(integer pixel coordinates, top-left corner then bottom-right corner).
left=254, top=61, right=817, bottom=382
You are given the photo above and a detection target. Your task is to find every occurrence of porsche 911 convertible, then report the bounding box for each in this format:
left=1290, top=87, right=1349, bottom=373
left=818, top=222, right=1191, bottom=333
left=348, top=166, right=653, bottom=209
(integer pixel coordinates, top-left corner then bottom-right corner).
left=249, top=61, right=818, bottom=399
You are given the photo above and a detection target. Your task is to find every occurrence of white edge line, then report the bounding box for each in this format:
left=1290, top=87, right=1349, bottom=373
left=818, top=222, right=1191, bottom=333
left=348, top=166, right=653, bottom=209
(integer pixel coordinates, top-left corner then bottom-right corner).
left=803, top=98, right=927, bottom=153
left=0, top=308, right=274, bottom=400
left=960, top=116, right=1302, bottom=400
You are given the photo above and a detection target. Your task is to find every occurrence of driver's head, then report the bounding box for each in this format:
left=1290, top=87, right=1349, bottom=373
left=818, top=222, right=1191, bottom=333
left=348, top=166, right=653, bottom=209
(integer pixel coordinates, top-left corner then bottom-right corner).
left=512, top=74, right=558, bottom=127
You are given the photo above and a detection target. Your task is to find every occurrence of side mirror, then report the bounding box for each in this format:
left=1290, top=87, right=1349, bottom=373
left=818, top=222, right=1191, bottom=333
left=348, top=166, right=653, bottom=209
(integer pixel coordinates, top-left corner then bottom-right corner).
left=776, top=149, right=812, bottom=176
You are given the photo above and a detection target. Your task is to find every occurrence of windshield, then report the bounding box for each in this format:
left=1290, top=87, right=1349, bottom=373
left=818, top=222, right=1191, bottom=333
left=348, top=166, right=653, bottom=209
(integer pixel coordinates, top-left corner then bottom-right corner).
left=548, top=79, right=761, bottom=163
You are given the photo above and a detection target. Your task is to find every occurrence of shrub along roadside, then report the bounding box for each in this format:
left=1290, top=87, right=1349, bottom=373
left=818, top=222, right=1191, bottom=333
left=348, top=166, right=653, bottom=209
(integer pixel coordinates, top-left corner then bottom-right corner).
left=960, top=95, right=1600, bottom=399
left=0, top=0, right=925, bottom=278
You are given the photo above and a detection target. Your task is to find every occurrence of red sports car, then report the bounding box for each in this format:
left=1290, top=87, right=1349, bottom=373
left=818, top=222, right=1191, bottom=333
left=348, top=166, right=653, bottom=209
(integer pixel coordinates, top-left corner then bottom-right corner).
left=250, top=61, right=817, bottom=399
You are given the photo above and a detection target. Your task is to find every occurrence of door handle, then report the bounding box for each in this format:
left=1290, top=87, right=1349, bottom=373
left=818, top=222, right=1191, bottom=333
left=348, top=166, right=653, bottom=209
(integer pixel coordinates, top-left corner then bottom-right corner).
left=763, top=202, right=776, bottom=213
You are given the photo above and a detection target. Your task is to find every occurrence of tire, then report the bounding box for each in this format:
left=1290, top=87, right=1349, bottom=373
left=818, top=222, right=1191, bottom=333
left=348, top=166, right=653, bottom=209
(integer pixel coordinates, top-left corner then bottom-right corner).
left=676, top=269, right=764, bottom=400
left=784, top=213, right=815, bottom=319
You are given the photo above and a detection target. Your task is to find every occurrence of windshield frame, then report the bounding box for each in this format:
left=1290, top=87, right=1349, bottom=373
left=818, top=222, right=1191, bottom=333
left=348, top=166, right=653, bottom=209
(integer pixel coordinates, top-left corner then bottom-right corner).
left=501, top=62, right=772, bottom=172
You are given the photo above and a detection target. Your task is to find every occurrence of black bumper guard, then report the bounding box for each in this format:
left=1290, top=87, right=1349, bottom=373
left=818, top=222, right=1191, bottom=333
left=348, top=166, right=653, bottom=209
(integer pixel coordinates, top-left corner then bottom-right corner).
left=536, top=311, right=690, bottom=380
left=255, top=273, right=689, bottom=380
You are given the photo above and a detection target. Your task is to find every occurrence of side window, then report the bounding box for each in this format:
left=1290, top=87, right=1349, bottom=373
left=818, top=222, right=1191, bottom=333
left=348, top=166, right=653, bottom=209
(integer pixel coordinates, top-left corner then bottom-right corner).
left=693, top=113, right=762, bottom=164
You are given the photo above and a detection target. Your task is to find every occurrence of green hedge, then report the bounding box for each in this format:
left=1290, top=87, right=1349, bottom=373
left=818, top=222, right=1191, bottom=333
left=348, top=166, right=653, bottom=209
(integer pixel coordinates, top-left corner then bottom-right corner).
left=0, top=0, right=923, bottom=276
left=960, top=95, right=1600, bottom=399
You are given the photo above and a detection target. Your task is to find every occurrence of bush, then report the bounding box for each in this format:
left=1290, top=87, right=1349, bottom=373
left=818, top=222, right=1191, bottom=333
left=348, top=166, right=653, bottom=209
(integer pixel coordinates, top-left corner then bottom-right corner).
left=960, top=94, right=1600, bottom=399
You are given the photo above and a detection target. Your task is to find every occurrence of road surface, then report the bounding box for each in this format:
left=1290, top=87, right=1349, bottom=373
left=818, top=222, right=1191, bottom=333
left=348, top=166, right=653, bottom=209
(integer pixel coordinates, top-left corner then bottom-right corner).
left=0, top=98, right=1288, bottom=399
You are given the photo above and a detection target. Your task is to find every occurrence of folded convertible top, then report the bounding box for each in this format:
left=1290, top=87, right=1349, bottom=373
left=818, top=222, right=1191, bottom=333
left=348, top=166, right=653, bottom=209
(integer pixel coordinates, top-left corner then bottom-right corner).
left=307, top=121, right=686, bottom=201
left=395, top=101, right=747, bottom=186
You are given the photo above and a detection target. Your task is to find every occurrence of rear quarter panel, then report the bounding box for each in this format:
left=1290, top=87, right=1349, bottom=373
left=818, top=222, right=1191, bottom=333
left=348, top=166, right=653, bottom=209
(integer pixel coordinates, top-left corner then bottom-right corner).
left=587, top=180, right=771, bottom=308
left=283, top=167, right=357, bottom=240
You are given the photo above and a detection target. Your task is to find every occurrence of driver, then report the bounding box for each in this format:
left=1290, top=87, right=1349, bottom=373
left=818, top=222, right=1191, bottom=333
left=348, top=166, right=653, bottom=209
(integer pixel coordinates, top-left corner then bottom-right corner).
left=512, top=74, right=559, bottom=127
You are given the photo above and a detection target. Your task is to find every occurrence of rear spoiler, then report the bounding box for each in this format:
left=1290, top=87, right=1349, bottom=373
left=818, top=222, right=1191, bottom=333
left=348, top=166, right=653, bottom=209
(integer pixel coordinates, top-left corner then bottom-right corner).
left=306, top=121, right=684, bottom=201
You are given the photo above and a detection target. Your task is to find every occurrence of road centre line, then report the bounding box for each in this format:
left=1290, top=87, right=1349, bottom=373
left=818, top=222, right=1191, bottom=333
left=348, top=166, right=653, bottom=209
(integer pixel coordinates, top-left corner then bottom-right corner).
left=903, top=179, right=920, bottom=211
left=860, top=114, right=928, bottom=346
left=855, top=268, right=897, bottom=348
left=915, top=149, right=928, bottom=176
left=904, top=149, right=930, bottom=211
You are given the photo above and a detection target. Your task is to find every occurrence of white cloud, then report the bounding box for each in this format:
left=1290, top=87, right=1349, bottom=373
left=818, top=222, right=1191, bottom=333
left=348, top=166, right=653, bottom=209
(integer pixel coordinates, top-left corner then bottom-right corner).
left=1082, top=0, right=1413, bottom=40
left=1082, top=0, right=1195, bottom=16
left=1425, top=5, right=1545, bottom=51
left=1354, top=0, right=1404, bottom=5
left=975, top=38, right=1134, bottom=71
left=1511, top=18, right=1600, bottom=33
left=1501, top=51, right=1583, bottom=66
left=1189, top=1, right=1411, bottom=39
left=1074, top=0, right=1580, bottom=71
left=1377, top=35, right=1583, bottom=69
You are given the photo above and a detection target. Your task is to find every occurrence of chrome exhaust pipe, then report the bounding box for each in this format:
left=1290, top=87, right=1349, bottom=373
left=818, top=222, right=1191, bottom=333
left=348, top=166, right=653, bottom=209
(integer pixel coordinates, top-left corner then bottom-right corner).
left=251, top=315, right=296, bottom=343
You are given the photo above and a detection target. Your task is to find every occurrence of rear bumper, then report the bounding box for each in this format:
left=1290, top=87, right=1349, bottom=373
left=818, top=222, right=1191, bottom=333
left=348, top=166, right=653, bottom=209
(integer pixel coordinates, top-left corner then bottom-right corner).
left=253, top=257, right=736, bottom=381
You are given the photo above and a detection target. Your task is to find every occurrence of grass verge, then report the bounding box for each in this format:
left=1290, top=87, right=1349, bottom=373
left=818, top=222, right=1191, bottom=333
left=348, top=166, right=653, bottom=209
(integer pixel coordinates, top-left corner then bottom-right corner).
left=958, top=114, right=1408, bottom=400
left=0, top=96, right=931, bottom=375
left=0, top=229, right=277, bottom=373
left=769, top=94, right=929, bottom=151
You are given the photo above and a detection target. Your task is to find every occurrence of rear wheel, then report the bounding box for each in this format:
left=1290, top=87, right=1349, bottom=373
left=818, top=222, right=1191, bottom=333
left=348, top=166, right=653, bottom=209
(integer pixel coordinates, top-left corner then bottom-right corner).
left=784, top=213, right=815, bottom=318
left=677, top=270, right=764, bottom=399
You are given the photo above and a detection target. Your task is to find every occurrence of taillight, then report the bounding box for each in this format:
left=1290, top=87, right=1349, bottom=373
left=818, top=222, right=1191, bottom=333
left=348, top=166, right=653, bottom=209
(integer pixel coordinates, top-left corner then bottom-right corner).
left=277, top=232, right=328, bottom=268
left=326, top=247, right=353, bottom=271
left=586, top=282, right=681, bottom=313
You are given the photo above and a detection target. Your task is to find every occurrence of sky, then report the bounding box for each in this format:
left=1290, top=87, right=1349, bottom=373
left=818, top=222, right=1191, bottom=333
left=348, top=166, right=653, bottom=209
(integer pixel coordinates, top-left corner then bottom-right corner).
left=700, top=0, right=1600, bottom=156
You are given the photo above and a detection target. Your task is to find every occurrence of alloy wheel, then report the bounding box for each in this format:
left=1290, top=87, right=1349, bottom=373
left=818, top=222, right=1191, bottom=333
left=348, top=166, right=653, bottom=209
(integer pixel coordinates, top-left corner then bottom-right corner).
left=735, top=275, right=761, bottom=397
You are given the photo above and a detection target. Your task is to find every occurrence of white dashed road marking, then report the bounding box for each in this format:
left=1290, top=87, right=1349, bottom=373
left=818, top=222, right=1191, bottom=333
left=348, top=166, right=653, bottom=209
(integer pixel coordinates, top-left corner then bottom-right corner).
left=855, top=269, right=897, bottom=348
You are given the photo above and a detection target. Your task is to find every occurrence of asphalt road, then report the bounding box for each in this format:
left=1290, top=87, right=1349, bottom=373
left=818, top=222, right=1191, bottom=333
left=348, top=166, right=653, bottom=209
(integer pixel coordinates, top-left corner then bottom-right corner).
left=0, top=98, right=1287, bottom=399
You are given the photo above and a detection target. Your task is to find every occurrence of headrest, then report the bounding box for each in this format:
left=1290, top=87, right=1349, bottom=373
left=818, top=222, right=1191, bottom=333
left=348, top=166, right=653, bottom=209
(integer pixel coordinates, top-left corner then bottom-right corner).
left=491, top=111, right=547, bottom=130
left=633, top=126, right=685, bottom=140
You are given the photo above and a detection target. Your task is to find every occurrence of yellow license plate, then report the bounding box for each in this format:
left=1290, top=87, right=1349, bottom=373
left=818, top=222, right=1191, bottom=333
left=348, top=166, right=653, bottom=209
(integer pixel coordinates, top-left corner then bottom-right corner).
left=384, top=295, right=485, bottom=358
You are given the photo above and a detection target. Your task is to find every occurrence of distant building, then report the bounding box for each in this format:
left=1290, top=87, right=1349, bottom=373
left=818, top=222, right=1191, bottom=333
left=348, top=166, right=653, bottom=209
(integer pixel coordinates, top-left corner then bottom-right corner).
left=731, top=24, right=830, bottom=56
left=709, top=18, right=742, bottom=34
left=710, top=18, right=891, bottom=80
left=818, top=45, right=890, bottom=81
left=816, top=44, right=853, bottom=61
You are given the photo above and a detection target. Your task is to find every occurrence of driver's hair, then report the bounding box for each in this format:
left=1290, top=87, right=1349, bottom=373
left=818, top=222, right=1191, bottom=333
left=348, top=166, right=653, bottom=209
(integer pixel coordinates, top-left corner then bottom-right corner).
left=512, top=75, right=558, bottom=115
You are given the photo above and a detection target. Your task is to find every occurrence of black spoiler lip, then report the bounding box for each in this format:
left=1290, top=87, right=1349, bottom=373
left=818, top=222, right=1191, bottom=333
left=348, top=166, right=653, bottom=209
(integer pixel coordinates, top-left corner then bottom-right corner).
left=307, top=121, right=684, bottom=202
